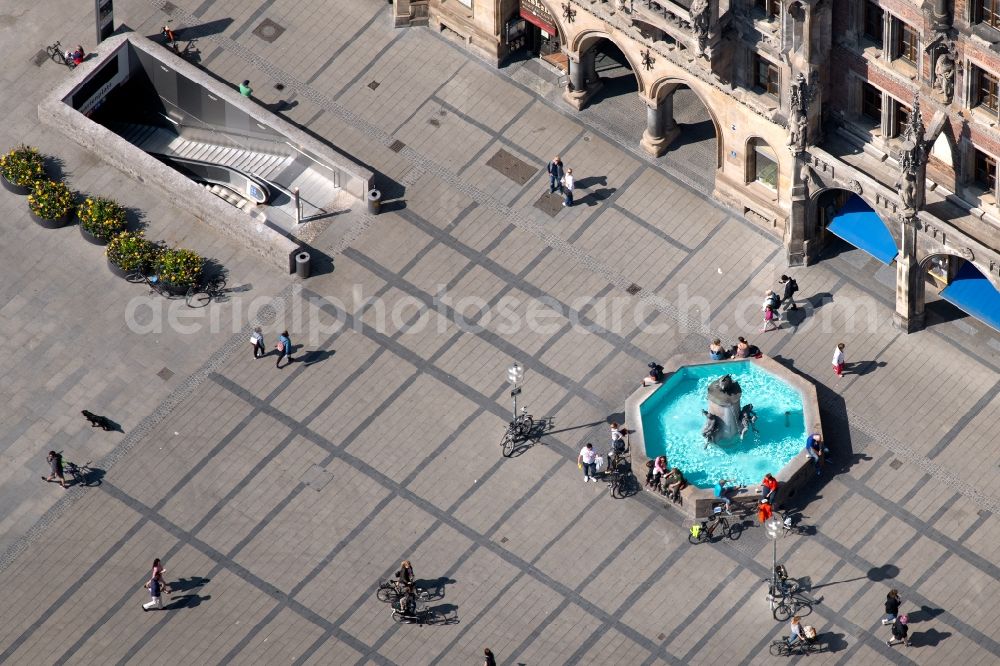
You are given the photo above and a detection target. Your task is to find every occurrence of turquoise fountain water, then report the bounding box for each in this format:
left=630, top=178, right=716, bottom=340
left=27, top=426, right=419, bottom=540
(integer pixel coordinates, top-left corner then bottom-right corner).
left=640, top=361, right=806, bottom=488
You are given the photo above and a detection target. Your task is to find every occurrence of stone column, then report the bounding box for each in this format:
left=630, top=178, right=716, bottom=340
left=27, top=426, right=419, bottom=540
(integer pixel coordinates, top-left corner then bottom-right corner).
left=392, top=0, right=412, bottom=27
left=583, top=48, right=598, bottom=86
left=563, top=51, right=601, bottom=110
left=892, top=216, right=926, bottom=333
left=786, top=159, right=810, bottom=266
left=640, top=95, right=680, bottom=157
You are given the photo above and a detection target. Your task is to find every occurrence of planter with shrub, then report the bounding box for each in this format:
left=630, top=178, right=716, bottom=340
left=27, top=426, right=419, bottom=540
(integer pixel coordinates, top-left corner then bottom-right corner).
left=27, top=179, right=75, bottom=228
left=1, top=145, right=46, bottom=195
left=155, top=248, right=203, bottom=293
left=78, top=196, right=128, bottom=245
left=106, top=231, right=161, bottom=279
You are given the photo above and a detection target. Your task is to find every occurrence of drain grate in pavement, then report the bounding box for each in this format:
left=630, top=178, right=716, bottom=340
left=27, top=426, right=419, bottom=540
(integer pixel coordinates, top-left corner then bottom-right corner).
left=428, top=118, right=440, bottom=127
left=157, top=367, right=175, bottom=381
left=533, top=192, right=564, bottom=217
left=500, top=536, right=508, bottom=544
left=626, top=283, right=642, bottom=295
left=301, top=464, right=332, bottom=491
left=368, top=80, right=380, bottom=90
left=486, top=148, right=537, bottom=186
left=889, top=458, right=903, bottom=470
left=252, top=18, right=285, bottom=43
left=389, top=139, right=405, bottom=153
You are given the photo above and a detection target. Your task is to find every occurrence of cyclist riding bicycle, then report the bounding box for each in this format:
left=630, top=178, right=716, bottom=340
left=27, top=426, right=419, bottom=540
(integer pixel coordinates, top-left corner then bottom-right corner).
left=395, top=560, right=415, bottom=594
left=396, top=588, right=417, bottom=619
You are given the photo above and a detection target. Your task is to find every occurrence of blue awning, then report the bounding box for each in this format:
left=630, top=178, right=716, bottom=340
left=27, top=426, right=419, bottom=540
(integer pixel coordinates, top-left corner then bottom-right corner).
left=827, top=195, right=898, bottom=265
left=940, top=262, right=1000, bottom=333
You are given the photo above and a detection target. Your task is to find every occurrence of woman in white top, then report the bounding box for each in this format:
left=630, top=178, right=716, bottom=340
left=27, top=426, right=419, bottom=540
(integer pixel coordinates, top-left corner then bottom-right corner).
left=562, top=169, right=575, bottom=207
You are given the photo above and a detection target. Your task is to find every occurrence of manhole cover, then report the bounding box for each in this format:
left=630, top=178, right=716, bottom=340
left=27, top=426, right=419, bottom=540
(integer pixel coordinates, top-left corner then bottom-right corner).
left=486, top=149, right=537, bottom=185
left=274, top=83, right=285, bottom=91
left=157, top=367, right=175, bottom=381
left=252, top=18, right=285, bottom=43
left=428, top=118, right=440, bottom=127
left=533, top=192, right=564, bottom=217
left=389, top=139, right=406, bottom=153
left=889, top=458, right=903, bottom=470
left=301, top=464, right=332, bottom=491
left=368, top=80, right=380, bottom=90
left=626, top=283, right=642, bottom=295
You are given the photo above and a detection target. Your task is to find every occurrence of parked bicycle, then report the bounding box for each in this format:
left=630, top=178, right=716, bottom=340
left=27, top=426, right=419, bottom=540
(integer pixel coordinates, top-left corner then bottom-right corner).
left=500, top=406, right=533, bottom=456
left=769, top=634, right=822, bottom=656
left=390, top=595, right=428, bottom=624
left=45, top=41, right=77, bottom=68
left=126, top=269, right=227, bottom=308
left=688, top=505, right=737, bottom=544
left=771, top=590, right=815, bottom=621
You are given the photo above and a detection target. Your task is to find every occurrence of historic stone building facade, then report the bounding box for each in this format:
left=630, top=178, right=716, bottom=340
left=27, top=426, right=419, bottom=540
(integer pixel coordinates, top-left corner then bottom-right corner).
left=397, top=0, right=1000, bottom=334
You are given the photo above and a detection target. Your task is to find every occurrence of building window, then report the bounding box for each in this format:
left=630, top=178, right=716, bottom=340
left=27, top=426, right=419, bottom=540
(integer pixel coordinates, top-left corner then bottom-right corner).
left=863, top=2, right=884, bottom=44
left=750, top=140, right=779, bottom=189
left=975, top=0, right=1000, bottom=28
left=974, top=65, right=1000, bottom=112
left=894, top=103, right=911, bottom=138
left=754, top=0, right=780, bottom=18
left=974, top=149, right=997, bottom=190
left=861, top=83, right=882, bottom=123
left=753, top=55, right=780, bottom=97
left=894, top=20, right=918, bottom=64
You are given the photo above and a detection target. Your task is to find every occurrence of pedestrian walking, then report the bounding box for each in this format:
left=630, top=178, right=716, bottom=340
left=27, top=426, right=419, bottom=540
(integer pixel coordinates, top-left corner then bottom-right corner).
left=886, top=614, right=910, bottom=647
left=42, top=450, right=67, bottom=489
left=142, top=572, right=165, bottom=611
left=239, top=80, right=253, bottom=97
left=250, top=326, right=265, bottom=359
left=151, top=558, right=173, bottom=594
left=547, top=156, right=564, bottom=194
left=779, top=275, right=799, bottom=311
left=577, top=442, right=597, bottom=482
left=562, top=168, right=574, bottom=207
left=882, top=589, right=901, bottom=625
left=832, top=342, right=845, bottom=377
left=484, top=648, right=497, bottom=666
left=275, top=331, right=293, bottom=369
left=760, top=304, right=778, bottom=332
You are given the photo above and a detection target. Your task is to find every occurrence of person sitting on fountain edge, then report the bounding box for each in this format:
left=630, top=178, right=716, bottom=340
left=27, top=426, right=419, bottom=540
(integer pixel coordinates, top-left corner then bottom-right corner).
left=714, top=479, right=737, bottom=511
left=663, top=467, right=685, bottom=502
left=643, top=362, right=665, bottom=386
left=759, top=473, right=778, bottom=501
left=709, top=339, right=729, bottom=360
left=645, top=455, right=668, bottom=491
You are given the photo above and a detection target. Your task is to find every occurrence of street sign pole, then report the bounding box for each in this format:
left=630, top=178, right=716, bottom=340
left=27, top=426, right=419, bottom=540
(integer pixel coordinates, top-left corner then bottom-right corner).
left=96, top=0, right=115, bottom=44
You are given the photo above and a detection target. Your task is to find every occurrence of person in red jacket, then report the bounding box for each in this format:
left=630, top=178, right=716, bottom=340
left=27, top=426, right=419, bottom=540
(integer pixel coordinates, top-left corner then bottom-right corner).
left=760, top=473, right=778, bottom=501
left=758, top=498, right=774, bottom=524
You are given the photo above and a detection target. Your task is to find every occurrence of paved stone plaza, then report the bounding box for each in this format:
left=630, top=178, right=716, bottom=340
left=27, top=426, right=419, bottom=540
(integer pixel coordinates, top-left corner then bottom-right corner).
left=0, top=1, right=998, bottom=664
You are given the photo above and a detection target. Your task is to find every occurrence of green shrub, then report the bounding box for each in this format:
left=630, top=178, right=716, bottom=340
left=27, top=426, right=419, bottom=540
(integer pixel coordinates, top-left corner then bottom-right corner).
left=0, top=145, right=46, bottom=187
left=28, top=180, right=74, bottom=220
left=156, top=248, right=203, bottom=288
left=106, top=231, right=161, bottom=272
left=78, top=196, right=128, bottom=241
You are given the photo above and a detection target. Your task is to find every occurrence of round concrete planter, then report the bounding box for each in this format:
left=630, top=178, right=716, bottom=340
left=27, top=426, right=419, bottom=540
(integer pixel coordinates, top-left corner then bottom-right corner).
left=106, top=258, right=133, bottom=279
left=29, top=210, right=70, bottom=229
left=0, top=173, right=31, bottom=195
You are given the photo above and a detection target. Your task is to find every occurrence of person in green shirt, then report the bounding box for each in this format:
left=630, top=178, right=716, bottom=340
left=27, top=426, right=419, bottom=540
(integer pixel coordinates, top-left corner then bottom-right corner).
left=239, top=80, right=253, bottom=97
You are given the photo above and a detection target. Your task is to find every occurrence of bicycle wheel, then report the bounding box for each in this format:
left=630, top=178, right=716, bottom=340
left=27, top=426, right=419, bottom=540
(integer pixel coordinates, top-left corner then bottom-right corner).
left=501, top=430, right=515, bottom=457
left=125, top=270, right=147, bottom=284
left=186, top=286, right=211, bottom=308
left=768, top=641, right=788, bottom=657
left=727, top=520, right=742, bottom=540
left=376, top=586, right=394, bottom=603
left=714, top=518, right=730, bottom=541
left=610, top=475, right=625, bottom=499
left=687, top=530, right=704, bottom=545
left=391, top=609, right=405, bottom=623
left=773, top=599, right=794, bottom=622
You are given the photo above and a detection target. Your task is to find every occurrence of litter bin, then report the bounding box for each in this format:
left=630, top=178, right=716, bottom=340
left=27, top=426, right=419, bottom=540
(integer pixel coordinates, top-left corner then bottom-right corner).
left=367, top=189, right=381, bottom=215
left=295, top=251, right=311, bottom=279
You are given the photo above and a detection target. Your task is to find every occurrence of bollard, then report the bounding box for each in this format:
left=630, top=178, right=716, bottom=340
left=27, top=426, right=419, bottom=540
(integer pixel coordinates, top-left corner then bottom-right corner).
left=366, top=189, right=381, bottom=215
left=295, top=251, right=311, bottom=279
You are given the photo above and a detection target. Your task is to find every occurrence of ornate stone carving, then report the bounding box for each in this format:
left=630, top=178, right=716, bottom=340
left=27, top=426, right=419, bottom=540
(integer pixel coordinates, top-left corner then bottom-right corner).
left=849, top=179, right=863, bottom=195
left=562, top=2, right=577, bottom=22
left=957, top=246, right=974, bottom=261
left=641, top=48, right=655, bottom=70
left=787, top=72, right=816, bottom=153
left=690, top=0, right=710, bottom=56
left=935, top=46, right=956, bottom=102
left=895, top=96, right=927, bottom=215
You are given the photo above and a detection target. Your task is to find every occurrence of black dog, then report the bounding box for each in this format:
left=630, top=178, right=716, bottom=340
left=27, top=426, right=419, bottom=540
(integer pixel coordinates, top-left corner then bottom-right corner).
left=81, top=410, right=113, bottom=431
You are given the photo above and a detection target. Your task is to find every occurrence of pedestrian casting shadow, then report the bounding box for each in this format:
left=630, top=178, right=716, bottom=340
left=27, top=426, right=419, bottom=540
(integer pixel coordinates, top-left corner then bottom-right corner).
left=153, top=18, right=234, bottom=41
left=907, top=604, right=945, bottom=624
left=580, top=187, right=616, bottom=206
left=415, top=577, right=455, bottom=601
left=782, top=292, right=834, bottom=327
left=266, top=99, right=299, bottom=113
left=845, top=359, right=887, bottom=376
left=169, top=575, right=211, bottom=592
left=574, top=176, right=607, bottom=189
left=299, top=349, right=336, bottom=366
left=164, top=593, right=212, bottom=610
left=806, top=574, right=866, bottom=592
left=865, top=564, right=900, bottom=582
left=909, top=627, right=951, bottom=647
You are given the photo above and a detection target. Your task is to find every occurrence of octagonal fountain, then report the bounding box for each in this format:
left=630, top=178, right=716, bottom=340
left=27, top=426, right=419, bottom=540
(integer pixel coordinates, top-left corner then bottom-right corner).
left=625, top=354, right=823, bottom=518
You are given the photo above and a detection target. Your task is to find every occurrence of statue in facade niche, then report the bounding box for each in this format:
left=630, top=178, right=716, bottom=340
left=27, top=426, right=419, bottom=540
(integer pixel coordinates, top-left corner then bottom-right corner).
left=787, top=72, right=815, bottom=152
left=896, top=97, right=926, bottom=215
left=935, top=49, right=955, bottom=102
left=690, top=0, right=710, bottom=55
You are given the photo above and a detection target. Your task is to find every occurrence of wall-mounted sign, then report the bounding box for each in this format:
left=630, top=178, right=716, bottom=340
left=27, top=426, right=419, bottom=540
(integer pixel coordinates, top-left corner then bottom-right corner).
left=520, top=0, right=557, bottom=36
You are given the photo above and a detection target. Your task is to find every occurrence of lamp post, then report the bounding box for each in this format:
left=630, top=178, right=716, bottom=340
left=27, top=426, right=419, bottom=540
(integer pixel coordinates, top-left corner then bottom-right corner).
left=507, top=362, right=524, bottom=420
left=765, top=516, right=782, bottom=603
